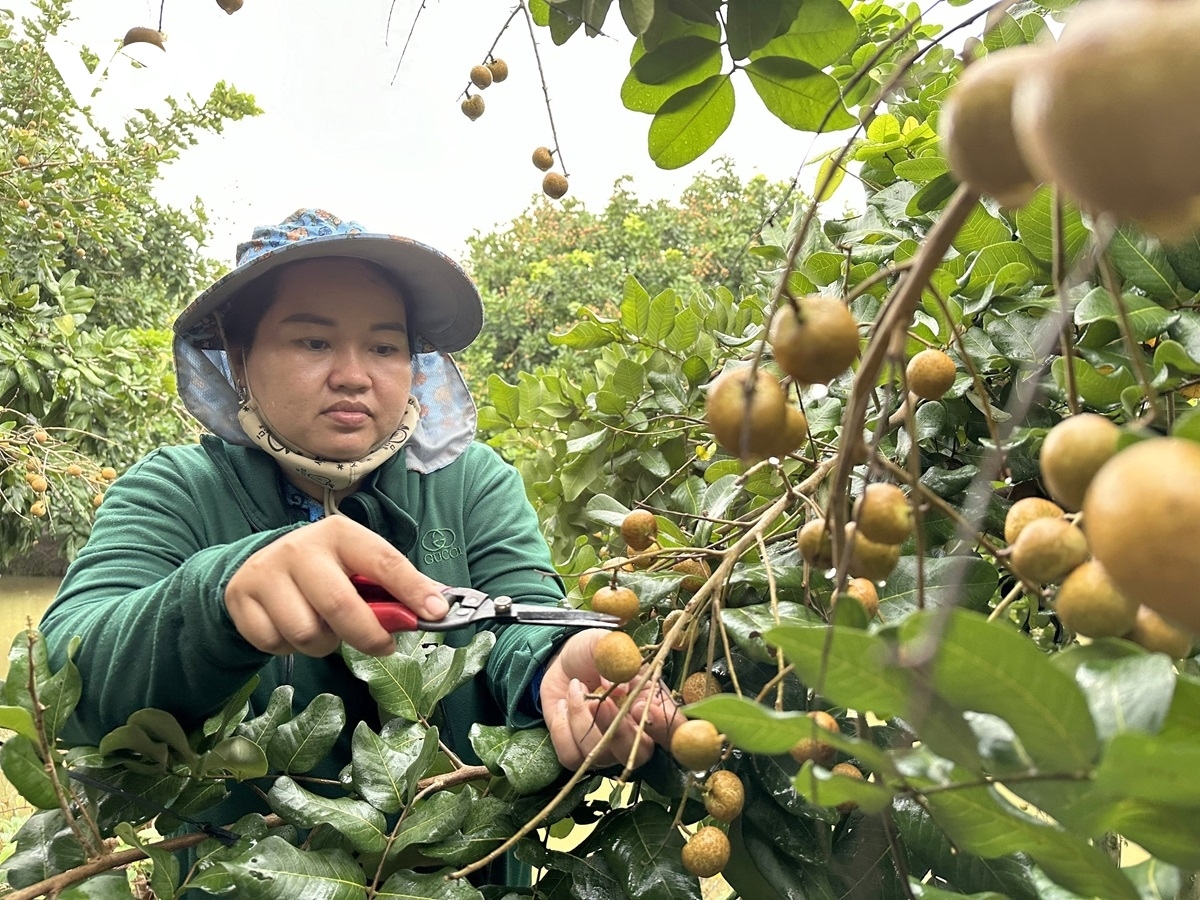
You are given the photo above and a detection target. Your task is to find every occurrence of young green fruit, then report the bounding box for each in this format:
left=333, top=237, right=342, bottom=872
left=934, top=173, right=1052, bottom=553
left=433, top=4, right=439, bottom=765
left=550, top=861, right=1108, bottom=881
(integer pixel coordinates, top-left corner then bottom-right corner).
left=1012, top=0, right=1200, bottom=239
left=532, top=146, right=554, bottom=171
left=461, top=94, right=485, bottom=120
left=593, top=631, right=642, bottom=683
left=1003, top=496, right=1064, bottom=545
left=1039, top=413, right=1120, bottom=511
left=671, top=719, right=724, bottom=772
left=704, top=366, right=789, bottom=462
left=703, top=770, right=744, bottom=822
left=620, top=509, right=657, bottom=551
left=487, top=58, right=509, bottom=82
left=939, top=45, right=1046, bottom=207
left=1055, top=560, right=1138, bottom=639
left=591, top=585, right=640, bottom=625
left=769, top=296, right=859, bottom=385
left=681, top=672, right=722, bottom=706
left=1009, top=516, right=1088, bottom=584
left=542, top=172, right=569, bottom=199
left=681, top=826, right=730, bottom=878
left=1084, top=437, right=1200, bottom=634
left=906, top=349, right=957, bottom=400
left=854, top=482, right=914, bottom=545
left=469, top=64, right=493, bottom=88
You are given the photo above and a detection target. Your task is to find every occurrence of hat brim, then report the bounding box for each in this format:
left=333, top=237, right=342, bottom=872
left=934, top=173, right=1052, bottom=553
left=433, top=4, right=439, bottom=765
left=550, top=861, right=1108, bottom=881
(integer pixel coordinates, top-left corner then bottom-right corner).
left=174, top=232, right=483, bottom=353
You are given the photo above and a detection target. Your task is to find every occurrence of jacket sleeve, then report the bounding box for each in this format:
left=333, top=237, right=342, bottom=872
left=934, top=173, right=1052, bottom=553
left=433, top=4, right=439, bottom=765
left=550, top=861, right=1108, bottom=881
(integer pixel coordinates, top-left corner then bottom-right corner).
left=39, top=449, right=294, bottom=743
left=457, top=445, right=572, bottom=728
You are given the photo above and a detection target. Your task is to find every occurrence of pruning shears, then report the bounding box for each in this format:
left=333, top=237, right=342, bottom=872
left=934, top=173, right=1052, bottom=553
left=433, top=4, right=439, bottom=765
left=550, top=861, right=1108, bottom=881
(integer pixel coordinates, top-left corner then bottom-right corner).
left=351, top=576, right=621, bottom=632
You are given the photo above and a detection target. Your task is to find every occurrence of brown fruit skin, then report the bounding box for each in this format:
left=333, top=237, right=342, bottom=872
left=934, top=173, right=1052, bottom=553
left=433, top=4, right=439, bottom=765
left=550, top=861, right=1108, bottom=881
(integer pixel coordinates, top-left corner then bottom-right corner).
left=830, top=762, right=865, bottom=813
left=1009, top=517, right=1089, bottom=584
left=1125, top=605, right=1194, bottom=659
left=1039, top=414, right=1120, bottom=511
left=854, top=482, right=914, bottom=545
left=461, top=94, right=485, bottom=120
left=704, top=367, right=789, bottom=462
left=681, top=672, right=722, bottom=706
left=1004, top=496, right=1064, bottom=545
left=906, top=349, right=957, bottom=401
left=487, top=58, right=509, bottom=82
left=797, top=519, right=834, bottom=569
left=542, top=172, right=569, bottom=199
left=122, top=26, right=165, bottom=51
left=661, top=609, right=689, bottom=651
left=593, top=631, right=642, bottom=683
left=100, top=466, right=118, bottom=481
left=844, top=578, right=880, bottom=618
left=789, top=710, right=838, bottom=767
left=769, top=296, right=860, bottom=385
left=1084, top=438, right=1200, bottom=634
left=591, top=586, right=640, bottom=625
left=681, top=826, right=731, bottom=878
left=939, top=46, right=1045, bottom=207
left=1055, top=560, right=1138, bottom=639
left=764, top=405, right=808, bottom=459
left=672, top=558, right=711, bottom=594
left=1012, top=0, right=1200, bottom=240
left=216, top=0, right=243, bottom=13
left=671, top=719, right=724, bottom=772
left=621, top=509, right=657, bottom=551
left=469, top=64, right=494, bottom=88
left=845, top=524, right=901, bottom=583
left=532, top=146, right=554, bottom=171
left=630, top=540, right=660, bottom=570
left=703, top=770, right=745, bottom=822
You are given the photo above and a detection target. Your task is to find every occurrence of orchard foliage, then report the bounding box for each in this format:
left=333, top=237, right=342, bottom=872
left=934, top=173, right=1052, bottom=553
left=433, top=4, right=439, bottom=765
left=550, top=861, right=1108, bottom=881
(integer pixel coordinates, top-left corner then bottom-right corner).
left=0, top=0, right=258, bottom=567
left=459, top=161, right=791, bottom=384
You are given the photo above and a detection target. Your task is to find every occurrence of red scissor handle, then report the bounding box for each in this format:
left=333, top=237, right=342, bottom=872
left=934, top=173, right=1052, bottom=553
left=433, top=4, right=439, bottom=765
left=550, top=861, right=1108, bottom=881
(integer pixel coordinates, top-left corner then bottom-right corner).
left=350, top=575, right=419, bottom=631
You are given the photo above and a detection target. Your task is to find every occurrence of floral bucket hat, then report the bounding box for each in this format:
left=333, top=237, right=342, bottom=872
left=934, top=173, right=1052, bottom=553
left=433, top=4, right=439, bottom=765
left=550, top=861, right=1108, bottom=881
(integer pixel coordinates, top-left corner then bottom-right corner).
left=173, top=208, right=482, bottom=474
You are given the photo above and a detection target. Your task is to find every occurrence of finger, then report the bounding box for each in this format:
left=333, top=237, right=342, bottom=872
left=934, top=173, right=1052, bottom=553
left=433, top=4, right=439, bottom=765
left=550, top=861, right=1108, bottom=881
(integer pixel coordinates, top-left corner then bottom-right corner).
left=267, top=577, right=344, bottom=657
left=328, top=520, right=449, bottom=619
left=301, top=567, right=397, bottom=656
left=233, top=595, right=296, bottom=656
left=594, top=698, right=654, bottom=769
left=548, top=698, right=585, bottom=770
left=565, top=679, right=608, bottom=763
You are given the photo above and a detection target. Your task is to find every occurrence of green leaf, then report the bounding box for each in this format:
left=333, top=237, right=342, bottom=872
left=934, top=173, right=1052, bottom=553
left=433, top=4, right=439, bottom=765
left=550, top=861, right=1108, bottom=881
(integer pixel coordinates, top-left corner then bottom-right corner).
left=377, top=868, right=484, bottom=899
left=127, top=708, right=197, bottom=764
left=620, top=274, right=651, bottom=334
left=814, top=153, right=847, bottom=202
left=268, top=776, right=387, bottom=854
left=726, top=0, right=782, bottom=59
left=648, top=73, right=735, bottom=169
left=879, top=556, right=1000, bottom=619
left=906, top=172, right=959, bottom=216
left=381, top=719, right=441, bottom=805
left=743, top=56, right=856, bottom=131
left=619, top=0, right=655, bottom=35
left=647, top=289, right=678, bottom=342
left=264, top=693, right=345, bottom=774
left=952, top=204, right=1012, bottom=254
left=190, top=835, right=366, bottom=899
left=343, top=644, right=423, bottom=722
left=384, top=788, right=473, bottom=859
left=421, top=791, right=512, bottom=866
left=722, top=600, right=822, bottom=663
left=57, top=871, right=130, bottom=898
left=1015, top=187, right=1089, bottom=264
left=469, top=724, right=562, bottom=794
left=1107, top=226, right=1185, bottom=302
left=1092, top=732, right=1200, bottom=809
left=203, top=735, right=269, bottom=780
left=1074, top=287, right=1176, bottom=343
left=795, top=759, right=893, bottom=813
left=593, top=803, right=697, bottom=900
left=419, top=631, right=494, bottom=717
left=351, top=721, right=420, bottom=814
left=2, top=809, right=87, bottom=890
left=766, top=624, right=916, bottom=717
left=115, top=821, right=179, bottom=900
left=1050, top=355, right=1138, bottom=409
left=486, top=374, right=520, bottom=424
left=548, top=317, right=622, bottom=349
left=1, top=735, right=59, bottom=809
left=1053, top=643, right=1176, bottom=742
left=632, top=35, right=722, bottom=85
left=236, top=684, right=294, bottom=748
left=0, top=703, right=37, bottom=740
left=901, top=611, right=1100, bottom=771
left=893, top=156, right=949, bottom=184
left=753, top=0, right=858, bottom=68
left=1163, top=230, right=1200, bottom=290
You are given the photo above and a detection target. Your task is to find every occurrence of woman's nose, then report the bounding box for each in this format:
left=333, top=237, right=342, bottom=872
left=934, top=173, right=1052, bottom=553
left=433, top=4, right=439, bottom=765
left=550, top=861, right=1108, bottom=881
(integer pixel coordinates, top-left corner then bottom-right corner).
left=329, top=349, right=371, bottom=388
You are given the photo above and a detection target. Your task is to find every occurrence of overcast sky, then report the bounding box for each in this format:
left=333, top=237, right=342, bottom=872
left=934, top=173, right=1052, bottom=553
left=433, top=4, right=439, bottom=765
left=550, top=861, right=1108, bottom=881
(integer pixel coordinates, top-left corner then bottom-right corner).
left=24, top=0, right=984, bottom=265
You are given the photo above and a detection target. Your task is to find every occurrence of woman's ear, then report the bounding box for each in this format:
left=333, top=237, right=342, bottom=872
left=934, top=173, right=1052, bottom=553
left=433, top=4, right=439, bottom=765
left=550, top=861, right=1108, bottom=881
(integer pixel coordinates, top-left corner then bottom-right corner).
left=226, top=348, right=249, bottom=401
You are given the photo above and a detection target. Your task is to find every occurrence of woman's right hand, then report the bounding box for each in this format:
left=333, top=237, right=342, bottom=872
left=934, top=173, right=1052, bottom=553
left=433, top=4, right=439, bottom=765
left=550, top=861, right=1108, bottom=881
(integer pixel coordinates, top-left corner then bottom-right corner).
left=224, top=516, right=448, bottom=658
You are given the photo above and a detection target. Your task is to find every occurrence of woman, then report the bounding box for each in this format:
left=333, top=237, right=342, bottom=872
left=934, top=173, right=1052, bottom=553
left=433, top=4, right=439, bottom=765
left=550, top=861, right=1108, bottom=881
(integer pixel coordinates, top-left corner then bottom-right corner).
left=41, top=209, right=675, bottom=869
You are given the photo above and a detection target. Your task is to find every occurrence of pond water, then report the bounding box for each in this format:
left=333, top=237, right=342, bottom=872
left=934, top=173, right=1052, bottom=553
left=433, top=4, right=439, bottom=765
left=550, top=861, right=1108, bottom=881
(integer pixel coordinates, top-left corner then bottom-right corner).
left=0, top=576, right=60, bottom=678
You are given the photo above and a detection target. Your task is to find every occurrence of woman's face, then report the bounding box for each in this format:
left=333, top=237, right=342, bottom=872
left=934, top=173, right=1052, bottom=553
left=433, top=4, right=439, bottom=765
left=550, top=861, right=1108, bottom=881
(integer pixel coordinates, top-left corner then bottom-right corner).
left=239, top=258, right=413, bottom=461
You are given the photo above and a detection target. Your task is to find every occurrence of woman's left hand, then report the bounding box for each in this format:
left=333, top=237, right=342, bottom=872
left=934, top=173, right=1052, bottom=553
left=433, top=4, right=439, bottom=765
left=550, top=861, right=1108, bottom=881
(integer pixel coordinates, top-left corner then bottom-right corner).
left=540, top=629, right=680, bottom=771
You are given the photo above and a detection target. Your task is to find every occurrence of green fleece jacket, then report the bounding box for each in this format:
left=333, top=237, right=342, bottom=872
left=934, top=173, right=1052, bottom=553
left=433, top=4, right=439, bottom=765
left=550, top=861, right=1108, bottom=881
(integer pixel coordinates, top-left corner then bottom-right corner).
left=40, top=434, right=569, bottom=828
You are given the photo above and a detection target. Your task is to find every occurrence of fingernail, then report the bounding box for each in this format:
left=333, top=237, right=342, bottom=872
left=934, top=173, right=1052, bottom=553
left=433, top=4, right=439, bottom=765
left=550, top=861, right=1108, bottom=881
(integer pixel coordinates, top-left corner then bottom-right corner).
left=425, top=594, right=449, bottom=618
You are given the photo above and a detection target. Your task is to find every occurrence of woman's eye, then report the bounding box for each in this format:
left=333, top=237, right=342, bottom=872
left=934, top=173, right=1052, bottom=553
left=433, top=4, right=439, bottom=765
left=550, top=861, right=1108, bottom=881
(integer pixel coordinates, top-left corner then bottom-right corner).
left=373, top=344, right=402, bottom=357
left=300, top=338, right=330, bottom=351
